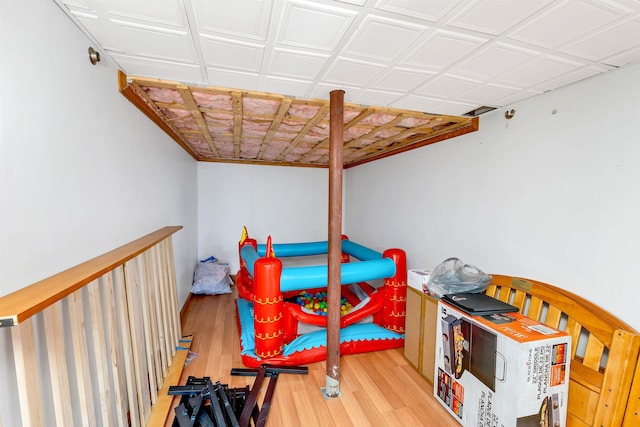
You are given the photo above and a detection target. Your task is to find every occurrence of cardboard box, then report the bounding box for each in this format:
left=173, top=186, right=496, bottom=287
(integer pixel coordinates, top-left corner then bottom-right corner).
left=404, top=287, right=439, bottom=383
left=434, top=300, right=571, bottom=427
left=408, top=269, right=431, bottom=292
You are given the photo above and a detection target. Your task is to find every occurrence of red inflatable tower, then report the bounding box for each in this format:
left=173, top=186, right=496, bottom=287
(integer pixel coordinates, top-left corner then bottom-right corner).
left=252, top=236, right=284, bottom=359
left=381, top=248, right=407, bottom=334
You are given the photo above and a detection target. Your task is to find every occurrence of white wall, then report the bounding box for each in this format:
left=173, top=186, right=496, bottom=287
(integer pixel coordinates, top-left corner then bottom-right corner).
left=0, top=1, right=198, bottom=425
left=346, top=62, right=640, bottom=331
left=197, top=162, right=330, bottom=272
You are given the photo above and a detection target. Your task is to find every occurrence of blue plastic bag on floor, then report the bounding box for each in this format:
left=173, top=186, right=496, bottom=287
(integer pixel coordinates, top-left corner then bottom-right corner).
left=191, top=257, right=232, bottom=295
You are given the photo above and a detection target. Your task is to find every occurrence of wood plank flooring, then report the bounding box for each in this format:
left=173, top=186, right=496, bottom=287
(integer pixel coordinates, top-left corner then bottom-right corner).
left=166, top=287, right=459, bottom=427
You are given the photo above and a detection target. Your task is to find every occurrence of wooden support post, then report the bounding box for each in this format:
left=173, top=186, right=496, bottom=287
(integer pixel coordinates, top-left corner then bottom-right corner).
left=325, top=89, right=344, bottom=398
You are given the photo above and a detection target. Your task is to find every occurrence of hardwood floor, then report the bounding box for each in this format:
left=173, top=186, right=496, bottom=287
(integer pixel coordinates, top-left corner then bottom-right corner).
left=166, top=287, right=460, bottom=427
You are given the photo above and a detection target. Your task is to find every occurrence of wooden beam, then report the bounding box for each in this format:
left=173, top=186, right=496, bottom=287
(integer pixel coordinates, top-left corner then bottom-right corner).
left=118, top=71, right=200, bottom=160
left=344, top=117, right=479, bottom=168
left=232, top=91, right=243, bottom=158
left=258, top=98, right=292, bottom=159
left=177, top=86, right=220, bottom=156
left=276, top=104, right=329, bottom=161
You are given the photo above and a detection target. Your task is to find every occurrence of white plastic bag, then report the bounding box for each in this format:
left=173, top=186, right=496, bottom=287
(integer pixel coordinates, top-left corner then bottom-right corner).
left=426, top=257, right=491, bottom=298
left=191, top=257, right=232, bottom=295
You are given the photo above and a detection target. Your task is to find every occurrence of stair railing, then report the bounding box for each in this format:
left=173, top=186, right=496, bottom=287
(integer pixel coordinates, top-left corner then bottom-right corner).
left=0, top=226, right=186, bottom=427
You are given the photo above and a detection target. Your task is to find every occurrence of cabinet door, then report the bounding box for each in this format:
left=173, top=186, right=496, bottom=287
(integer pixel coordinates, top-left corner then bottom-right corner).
left=404, top=287, right=424, bottom=369
left=419, top=294, right=439, bottom=384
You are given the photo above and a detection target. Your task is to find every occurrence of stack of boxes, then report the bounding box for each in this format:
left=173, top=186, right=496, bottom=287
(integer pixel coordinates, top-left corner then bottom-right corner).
left=403, top=268, right=571, bottom=426
left=434, top=299, right=571, bottom=426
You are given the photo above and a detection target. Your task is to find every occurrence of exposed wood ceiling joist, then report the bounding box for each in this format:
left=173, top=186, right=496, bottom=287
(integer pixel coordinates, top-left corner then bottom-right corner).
left=119, top=71, right=478, bottom=168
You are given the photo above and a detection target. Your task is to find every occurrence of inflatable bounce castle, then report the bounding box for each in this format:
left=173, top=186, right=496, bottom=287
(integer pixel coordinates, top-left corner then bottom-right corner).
left=234, top=227, right=407, bottom=367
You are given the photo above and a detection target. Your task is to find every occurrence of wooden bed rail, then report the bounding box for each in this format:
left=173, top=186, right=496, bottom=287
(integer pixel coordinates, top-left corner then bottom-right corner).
left=486, top=275, right=640, bottom=427
left=0, top=226, right=185, bottom=427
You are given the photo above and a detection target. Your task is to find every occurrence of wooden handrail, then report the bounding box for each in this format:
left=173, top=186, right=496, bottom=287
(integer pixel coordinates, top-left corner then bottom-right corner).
left=0, top=225, right=182, bottom=327
left=3, top=226, right=186, bottom=426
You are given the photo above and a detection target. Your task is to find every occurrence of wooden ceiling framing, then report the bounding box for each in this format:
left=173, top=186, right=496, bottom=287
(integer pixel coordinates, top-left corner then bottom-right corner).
left=119, top=71, right=478, bottom=168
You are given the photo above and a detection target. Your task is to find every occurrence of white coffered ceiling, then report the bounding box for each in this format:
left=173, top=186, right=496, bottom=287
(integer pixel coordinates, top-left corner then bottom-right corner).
left=55, top=0, right=640, bottom=117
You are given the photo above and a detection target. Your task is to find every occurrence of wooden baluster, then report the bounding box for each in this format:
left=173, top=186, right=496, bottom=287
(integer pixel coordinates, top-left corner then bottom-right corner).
left=87, top=278, right=116, bottom=426
left=68, top=289, right=97, bottom=426
left=157, top=238, right=175, bottom=360
left=137, top=252, right=159, bottom=404
left=160, top=238, right=179, bottom=353
left=153, top=243, right=171, bottom=370
left=102, top=270, right=128, bottom=426
left=140, top=248, right=163, bottom=394
left=166, top=237, right=182, bottom=346
left=124, top=258, right=152, bottom=424
left=43, top=301, right=74, bottom=426
left=11, top=316, right=43, bottom=427
left=114, top=265, right=140, bottom=427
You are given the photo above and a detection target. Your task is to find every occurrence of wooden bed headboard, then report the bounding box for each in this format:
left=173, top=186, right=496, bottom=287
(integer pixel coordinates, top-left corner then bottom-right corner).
left=486, top=275, right=640, bottom=427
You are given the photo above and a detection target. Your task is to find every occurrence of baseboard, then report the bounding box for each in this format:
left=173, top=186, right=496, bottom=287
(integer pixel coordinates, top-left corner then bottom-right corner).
left=180, top=292, right=193, bottom=327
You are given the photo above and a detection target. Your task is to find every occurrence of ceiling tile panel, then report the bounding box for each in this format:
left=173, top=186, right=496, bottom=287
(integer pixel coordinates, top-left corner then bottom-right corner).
left=459, top=83, right=521, bottom=105
left=374, top=0, right=463, bottom=22
left=391, top=94, right=443, bottom=113
left=337, top=0, right=367, bottom=5
left=111, top=53, right=204, bottom=82
left=450, top=42, right=540, bottom=81
left=446, top=0, right=552, bottom=35
left=263, top=75, right=312, bottom=97
left=491, top=89, right=543, bottom=106
left=310, top=82, right=363, bottom=103
left=495, top=55, right=585, bottom=89
left=415, top=74, right=480, bottom=98
left=192, top=0, right=272, bottom=40
left=60, top=0, right=92, bottom=8
left=402, top=30, right=488, bottom=71
left=435, top=100, right=478, bottom=116
left=277, top=1, right=358, bottom=51
left=322, top=57, right=385, bottom=86
left=74, top=15, right=197, bottom=63
left=372, top=68, right=436, bottom=92
left=356, top=89, right=403, bottom=106
left=530, top=65, right=609, bottom=92
left=200, top=36, right=264, bottom=71
left=508, top=0, right=628, bottom=49
left=603, top=44, right=640, bottom=67
left=99, top=0, right=188, bottom=27
left=206, top=67, right=260, bottom=90
left=563, top=18, right=640, bottom=62
left=268, top=48, right=330, bottom=80
left=342, top=15, right=426, bottom=61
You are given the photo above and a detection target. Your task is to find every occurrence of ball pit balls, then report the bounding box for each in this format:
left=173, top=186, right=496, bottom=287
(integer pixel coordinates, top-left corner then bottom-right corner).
left=295, top=291, right=353, bottom=316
